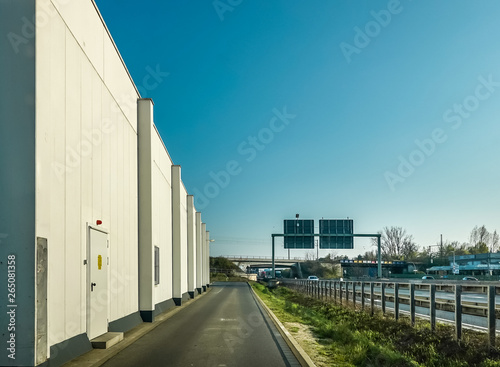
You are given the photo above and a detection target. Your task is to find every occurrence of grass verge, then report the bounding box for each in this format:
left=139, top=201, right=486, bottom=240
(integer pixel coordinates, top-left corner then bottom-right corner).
left=210, top=274, right=249, bottom=282
left=251, top=282, right=500, bottom=367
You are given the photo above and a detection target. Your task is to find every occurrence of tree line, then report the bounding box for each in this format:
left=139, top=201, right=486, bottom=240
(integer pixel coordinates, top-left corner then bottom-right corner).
left=361, top=225, right=499, bottom=263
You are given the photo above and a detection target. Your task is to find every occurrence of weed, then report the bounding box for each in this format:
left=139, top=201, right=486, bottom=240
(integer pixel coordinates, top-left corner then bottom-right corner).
left=252, top=283, right=500, bottom=367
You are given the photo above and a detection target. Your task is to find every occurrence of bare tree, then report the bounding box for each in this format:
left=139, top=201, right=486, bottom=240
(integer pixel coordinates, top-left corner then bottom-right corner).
left=304, top=251, right=315, bottom=261
left=456, top=242, right=470, bottom=256
left=470, top=242, right=489, bottom=254
left=329, top=251, right=338, bottom=260
left=491, top=231, right=499, bottom=252
left=401, top=241, right=419, bottom=260
left=372, top=226, right=417, bottom=260
left=363, top=250, right=377, bottom=261
left=470, top=225, right=491, bottom=247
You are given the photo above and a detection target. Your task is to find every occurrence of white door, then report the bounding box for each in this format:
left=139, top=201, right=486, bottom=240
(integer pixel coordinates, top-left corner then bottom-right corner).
left=88, top=228, right=108, bottom=339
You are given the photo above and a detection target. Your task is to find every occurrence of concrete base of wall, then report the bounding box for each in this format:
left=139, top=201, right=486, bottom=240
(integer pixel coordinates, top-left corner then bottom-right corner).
left=109, top=311, right=143, bottom=333
left=43, top=311, right=141, bottom=366
left=47, top=333, right=92, bottom=367
left=154, top=298, right=176, bottom=318
left=140, top=297, right=181, bottom=322
left=140, top=310, right=154, bottom=323
left=173, top=292, right=191, bottom=306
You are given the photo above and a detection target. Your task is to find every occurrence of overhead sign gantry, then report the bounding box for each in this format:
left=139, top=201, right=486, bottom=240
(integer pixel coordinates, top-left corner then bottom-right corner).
left=272, top=217, right=382, bottom=278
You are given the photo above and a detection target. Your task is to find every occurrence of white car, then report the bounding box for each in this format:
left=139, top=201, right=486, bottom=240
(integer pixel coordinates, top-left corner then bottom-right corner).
left=462, top=276, right=478, bottom=281
left=421, top=275, right=434, bottom=280
left=307, top=275, right=319, bottom=281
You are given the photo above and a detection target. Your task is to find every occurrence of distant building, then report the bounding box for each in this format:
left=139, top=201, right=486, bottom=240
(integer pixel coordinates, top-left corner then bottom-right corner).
left=340, top=259, right=408, bottom=278
left=426, top=253, right=500, bottom=276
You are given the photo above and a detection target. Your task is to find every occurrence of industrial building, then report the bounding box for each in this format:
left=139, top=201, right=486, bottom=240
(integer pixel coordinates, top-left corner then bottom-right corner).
left=427, top=253, right=500, bottom=277
left=340, top=259, right=408, bottom=278
left=0, top=1, right=210, bottom=366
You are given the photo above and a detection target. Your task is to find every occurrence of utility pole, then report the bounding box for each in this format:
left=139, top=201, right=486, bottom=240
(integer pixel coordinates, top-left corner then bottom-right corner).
left=440, top=234, right=443, bottom=260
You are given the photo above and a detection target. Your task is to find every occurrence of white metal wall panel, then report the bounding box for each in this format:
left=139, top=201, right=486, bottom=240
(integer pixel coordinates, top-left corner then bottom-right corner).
left=35, top=1, right=140, bottom=350
left=64, top=29, right=84, bottom=340
left=80, top=55, right=94, bottom=334
left=151, top=128, right=173, bottom=304
left=202, top=224, right=207, bottom=286
left=31, top=1, right=209, bottom=361
left=91, top=71, right=103, bottom=221
left=180, top=185, right=188, bottom=294
left=35, top=0, right=51, bottom=240
left=51, top=0, right=105, bottom=78
left=46, top=7, right=67, bottom=347
left=100, top=89, right=114, bottom=253
left=171, top=166, right=182, bottom=300
left=102, top=33, right=138, bottom=131
left=35, top=0, right=55, bottom=358
left=187, top=196, right=196, bottom=294
left=195, top=212, right=203, bottom=290
left=128, top=129, right=139, bottom=310
left=113, top=110, right=125, bottom=321
left=53, top=0, right=140, bottom=127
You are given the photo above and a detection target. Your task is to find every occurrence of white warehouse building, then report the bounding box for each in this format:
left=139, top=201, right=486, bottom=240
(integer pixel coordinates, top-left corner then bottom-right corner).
left=0, top=1, right=211, bottom=366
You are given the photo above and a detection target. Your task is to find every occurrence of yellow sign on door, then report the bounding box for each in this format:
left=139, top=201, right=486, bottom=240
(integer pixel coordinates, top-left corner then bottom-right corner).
left=98, top=255, right=102, bottom=270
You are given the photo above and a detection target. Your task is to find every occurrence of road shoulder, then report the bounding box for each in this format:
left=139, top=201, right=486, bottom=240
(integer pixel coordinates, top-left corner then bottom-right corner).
left=250, top=284, right=317, bottom=367
left=63, top=289, right=211, bottom=367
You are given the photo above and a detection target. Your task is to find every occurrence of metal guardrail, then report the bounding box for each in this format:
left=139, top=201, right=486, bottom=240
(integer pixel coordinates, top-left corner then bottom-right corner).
left=281, top=279, right=498, bottom=348
left=220, top=255, right=306, bottom=261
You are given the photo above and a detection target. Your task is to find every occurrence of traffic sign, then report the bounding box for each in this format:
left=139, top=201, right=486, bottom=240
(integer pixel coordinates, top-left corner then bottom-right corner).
left=283, top=219, right=314, bottom=249
left=319, top=219, right=354, bottom=249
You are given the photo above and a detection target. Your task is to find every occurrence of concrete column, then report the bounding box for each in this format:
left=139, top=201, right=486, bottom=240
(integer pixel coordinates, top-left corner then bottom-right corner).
left=187, top=195, right=196, bottom=298
left=206, top=230, right=210, bottom=288
left=137, top=98, right=155, bottom=322
left=202, top=223, right=207, bottom=292
left=195, top=212, right=203, bottom=294
left=172, top=165, right=182, bottom=305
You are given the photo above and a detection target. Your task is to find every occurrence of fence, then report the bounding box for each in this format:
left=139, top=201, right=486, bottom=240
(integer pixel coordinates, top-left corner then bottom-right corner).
left=281, top=279, right=498, bottom=348
left=220, top=255, right=305, bottom=260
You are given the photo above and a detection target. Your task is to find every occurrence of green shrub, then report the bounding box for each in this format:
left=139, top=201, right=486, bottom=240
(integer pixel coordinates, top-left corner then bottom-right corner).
left=252, top=284, right=500, bottom=367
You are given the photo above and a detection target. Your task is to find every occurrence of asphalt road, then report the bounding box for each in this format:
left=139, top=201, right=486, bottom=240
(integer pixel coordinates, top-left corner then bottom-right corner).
left=101, top=282, right=300, bottom=367
left=326, top=283, right=500, bottom=331
left=368, top=286, right=500, bottom=331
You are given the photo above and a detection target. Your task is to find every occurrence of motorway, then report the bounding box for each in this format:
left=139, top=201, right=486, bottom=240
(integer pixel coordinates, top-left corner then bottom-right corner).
left=367, top=285, right=499, bottom=305
left=101, top=282, right=300, bottom=367
left=313, top=282, right=500, bottom=332
left=370, top=284, right=500, bottom=331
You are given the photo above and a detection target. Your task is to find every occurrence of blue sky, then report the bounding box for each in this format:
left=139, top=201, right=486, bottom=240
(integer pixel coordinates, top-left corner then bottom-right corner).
left=96, top=0, right=500, bottom=258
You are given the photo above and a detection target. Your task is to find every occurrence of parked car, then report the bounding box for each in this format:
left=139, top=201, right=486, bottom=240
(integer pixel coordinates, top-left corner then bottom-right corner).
left=307, top=275, right=319, bottom=281
left=421, top=275, right=434, bottom=280
left=462, top=276, right=478, bottom=281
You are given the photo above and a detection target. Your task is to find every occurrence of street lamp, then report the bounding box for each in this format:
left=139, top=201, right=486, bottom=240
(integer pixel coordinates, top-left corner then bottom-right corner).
left=315, top=239, right=319, bottom=261
left=292, top=213, right=299, bottom=261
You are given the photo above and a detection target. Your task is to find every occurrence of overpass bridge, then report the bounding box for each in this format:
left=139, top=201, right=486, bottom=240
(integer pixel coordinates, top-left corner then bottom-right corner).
left=220, top=255, right=308, bottom=276
left=222, top=255, right=307, bottom=264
